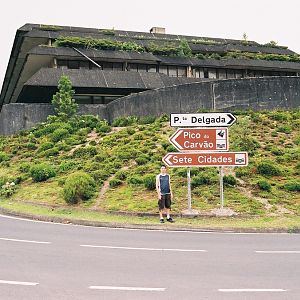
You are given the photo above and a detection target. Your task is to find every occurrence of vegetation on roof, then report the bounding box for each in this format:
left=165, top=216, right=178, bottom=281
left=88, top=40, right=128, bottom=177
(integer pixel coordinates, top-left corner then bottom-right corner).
left=52, top=35, right=299, bottom=63
left=196, top=51, right=300, bottom=62
left=39, top=24, right=63, bottom=31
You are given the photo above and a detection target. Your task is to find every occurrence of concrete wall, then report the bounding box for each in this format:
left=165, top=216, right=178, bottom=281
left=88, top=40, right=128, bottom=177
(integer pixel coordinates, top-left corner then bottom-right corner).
left=0, top=103, right=106, bottom=135
left=1, top=77, right=300, bottom=135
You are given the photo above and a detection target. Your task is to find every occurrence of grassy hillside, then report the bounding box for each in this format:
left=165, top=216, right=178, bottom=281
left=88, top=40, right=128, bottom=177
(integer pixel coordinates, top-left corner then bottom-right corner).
left=0, top=110, right=299, bottom=218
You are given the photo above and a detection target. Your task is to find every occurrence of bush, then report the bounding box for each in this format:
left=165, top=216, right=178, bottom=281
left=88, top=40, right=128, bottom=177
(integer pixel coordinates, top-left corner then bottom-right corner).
left=38, top=147, right=59, bottom=158
left=51, top=128, right=70, bottom=142
left=109, top=178, right=122, bottom=188
left=135, top=155, right=149, bottom=165
left=277, top=125, right=292, bottom=134
left=58, top=161, right=78, bottom=173
left=257, top=180, right=271, bottom=191
left=143, top=174, right=156, bottom=190
left=19, top=162, right=31, bottom=173
left=0, top=181, right=17, bottom=198
left=138, top=116, right=156, bottom=124
left=112, top=116, right=137, bottom=127
left=115, top=170, right=128, bottom=180
left=235, top=166, right=251, bottom=178
left=72, top=146, right=98, bottom=158
left=0, top=152, right=9, bottom=162
left=90, top=170, right=110, bottom=184
left=63, top=171, right=96, bottom=204
left=223, top=175, right=237, bottom=186
left=30, top=163, right=56, bottom=182
left=38, top=142, right=54, bottom=152
left=257, top=161, right=282, bottom=176
left=191, top=174, right=212, bottom=187
left=283, top=181, right=300, bottom=192
left=127, top=175, right=143, bottom=185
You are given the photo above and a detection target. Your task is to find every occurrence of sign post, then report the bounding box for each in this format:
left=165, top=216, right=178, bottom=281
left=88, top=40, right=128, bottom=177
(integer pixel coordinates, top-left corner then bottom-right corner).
left=187, top=168, right=192, bottom=211
left=219, top=167, right=224, bottom=209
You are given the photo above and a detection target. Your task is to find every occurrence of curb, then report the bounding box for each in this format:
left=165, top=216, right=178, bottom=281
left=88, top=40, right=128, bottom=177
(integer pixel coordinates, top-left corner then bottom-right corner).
left=0, top=206, right=299, bottom=234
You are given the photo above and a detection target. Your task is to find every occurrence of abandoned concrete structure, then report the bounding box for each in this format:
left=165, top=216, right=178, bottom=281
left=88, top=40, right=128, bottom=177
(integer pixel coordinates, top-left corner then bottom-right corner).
left=1, top=23, right=300, bottom=135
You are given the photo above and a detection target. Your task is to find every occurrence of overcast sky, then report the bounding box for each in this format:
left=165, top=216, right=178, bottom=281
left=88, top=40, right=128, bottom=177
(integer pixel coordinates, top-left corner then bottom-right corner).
left=1, top=0, right=300, bottom=90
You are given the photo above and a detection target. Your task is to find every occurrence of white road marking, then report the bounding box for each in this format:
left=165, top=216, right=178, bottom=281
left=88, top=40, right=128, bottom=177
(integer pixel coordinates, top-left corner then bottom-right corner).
left=218, top=289, right=287, bottom=292
left=0, top=237, right=51, bottom=244
left=89, top=285, right=165, bottom=291
left=256, top=250, right=300, bottom=254
left=0, top=214, right=296, bottom=235
left=0, top=280, right=39, bottom=286
left=80, top=244, right=207, bottom=252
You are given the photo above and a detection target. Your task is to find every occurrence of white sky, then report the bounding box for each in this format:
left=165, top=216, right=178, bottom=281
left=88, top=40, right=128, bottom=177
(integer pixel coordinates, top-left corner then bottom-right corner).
left=1, top=0, right=300, bottom=91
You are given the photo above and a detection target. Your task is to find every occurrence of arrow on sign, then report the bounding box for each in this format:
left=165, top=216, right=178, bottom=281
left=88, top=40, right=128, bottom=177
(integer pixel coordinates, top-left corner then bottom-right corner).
left=170, top=113, right=237, bottom=127
left=169, top=128, right=228, bottom=152
left=163, top=152, right=248, bottom=167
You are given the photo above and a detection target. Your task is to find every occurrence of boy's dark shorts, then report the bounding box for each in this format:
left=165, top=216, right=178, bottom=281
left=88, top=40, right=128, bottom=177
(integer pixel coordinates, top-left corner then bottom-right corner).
left=158, top=194, right=171, bottom=210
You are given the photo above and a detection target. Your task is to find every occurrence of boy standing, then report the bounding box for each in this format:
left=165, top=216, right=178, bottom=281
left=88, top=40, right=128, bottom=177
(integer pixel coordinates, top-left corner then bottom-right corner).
left=156, top=166, right=174, bottom=223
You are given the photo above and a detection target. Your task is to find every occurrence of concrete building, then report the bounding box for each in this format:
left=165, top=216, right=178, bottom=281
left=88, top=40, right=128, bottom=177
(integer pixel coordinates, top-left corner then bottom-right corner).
left=1, top=23, right=300, bottom=134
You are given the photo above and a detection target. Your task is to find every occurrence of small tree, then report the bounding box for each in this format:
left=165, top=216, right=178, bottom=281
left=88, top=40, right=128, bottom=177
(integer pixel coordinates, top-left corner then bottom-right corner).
left=51, top=75, right=78, bottom=120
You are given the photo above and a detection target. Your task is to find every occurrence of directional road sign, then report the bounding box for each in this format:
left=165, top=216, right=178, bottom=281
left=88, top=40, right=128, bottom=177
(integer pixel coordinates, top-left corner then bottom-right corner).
left=169, top=128, right=228, bottom=152
left=163, top=152, right=248, bottom=167
left=170, top=113, right=236, bottom=127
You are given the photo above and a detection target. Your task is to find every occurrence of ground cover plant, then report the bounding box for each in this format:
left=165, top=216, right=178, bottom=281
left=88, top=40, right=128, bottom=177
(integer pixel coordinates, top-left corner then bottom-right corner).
left=0, top=109, right=299, bottom=220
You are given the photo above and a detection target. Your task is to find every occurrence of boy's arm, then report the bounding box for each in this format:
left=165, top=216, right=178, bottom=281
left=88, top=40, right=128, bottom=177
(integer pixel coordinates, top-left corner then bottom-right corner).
left=156, top=175, right=161, bottom=199
left=169, top=175, right=173, bottom=199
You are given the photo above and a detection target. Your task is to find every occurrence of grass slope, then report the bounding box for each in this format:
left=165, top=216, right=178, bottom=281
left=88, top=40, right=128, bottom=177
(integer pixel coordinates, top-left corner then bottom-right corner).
left=0, top=111, right=299, bottom=226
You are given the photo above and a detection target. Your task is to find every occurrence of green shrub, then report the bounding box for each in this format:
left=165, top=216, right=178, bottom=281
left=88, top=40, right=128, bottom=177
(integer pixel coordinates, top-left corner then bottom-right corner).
left=51, top=128, right=70, bottom=142
left=72, top=146, right=98, bottom=158
left=271, top=147, right=284, bottom=156
left=277, top=125, right=292, bottom=134
left=58, top=161, right=77, bottom=173
left=30, top=163, right=56, bottom=182
left=109, top=178, right=122, bottom=188
left=257, top=180, right=272, bottom=191
left=0, top=181, right=17, bottom=198
left=38, top=142, right=54, bottom=152
left=19, top=162, right=31, bottom=173
left=269, top=111, right=289, bottom=121
left=191, top=174, right=213, bottom=187
left=115, top=170, right=128, bottom=180
left=63, top=171, right=96, bottom=204
left=143, top=174, right=156, bottom=190
left=24, top=142, right=37, bottom=150
left=112, top=116, right=137, bottom=127
left=0, top=152, right=9, bottom=162
left=38, top=147, right=59, bottom=158
left=166, top=145, right=178, bottom=152
left=223, top=175, right=237, bottom=186
left=283, top=181, right=300, bottom=192
left=90, top=170, right=110, bottom=184
left=138, top=116, right=156, bottom=124
left=127, top=175, right=143, bottom=185
left=257, top=161, right=282, bottom=176
left=235, top=166, right=251, bottom=178
left=135, top=155, right=149, bottom=165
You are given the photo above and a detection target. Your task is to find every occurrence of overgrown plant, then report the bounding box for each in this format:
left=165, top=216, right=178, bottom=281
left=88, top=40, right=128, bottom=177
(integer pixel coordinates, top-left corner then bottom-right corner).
left=51, top=76, right=78, bottom=121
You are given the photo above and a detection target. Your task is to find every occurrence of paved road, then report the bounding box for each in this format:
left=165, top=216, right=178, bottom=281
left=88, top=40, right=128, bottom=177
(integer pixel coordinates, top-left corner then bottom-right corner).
left=0, top=214, right=299, bottom=300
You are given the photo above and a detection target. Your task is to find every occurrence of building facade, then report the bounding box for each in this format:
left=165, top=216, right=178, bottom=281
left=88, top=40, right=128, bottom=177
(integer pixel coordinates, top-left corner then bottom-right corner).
left=0, top=24, right=300, bottom=134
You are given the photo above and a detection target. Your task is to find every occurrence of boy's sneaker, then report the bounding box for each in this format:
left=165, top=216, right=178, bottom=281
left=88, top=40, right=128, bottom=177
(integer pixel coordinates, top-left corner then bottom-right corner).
left=160, top=218, right=165, bottom=223
left=167, top=217, right=174, bottom=223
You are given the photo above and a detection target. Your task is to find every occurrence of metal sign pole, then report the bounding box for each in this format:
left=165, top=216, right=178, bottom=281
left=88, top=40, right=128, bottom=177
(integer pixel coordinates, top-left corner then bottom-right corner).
left=187, top=167, right=192, bottom=211
left=219, top=166, right=224, bottom=209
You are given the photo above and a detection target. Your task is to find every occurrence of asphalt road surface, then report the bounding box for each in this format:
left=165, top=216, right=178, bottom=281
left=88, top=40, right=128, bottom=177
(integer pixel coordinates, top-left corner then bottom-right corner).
left=0, top=214, right=299, bottom=300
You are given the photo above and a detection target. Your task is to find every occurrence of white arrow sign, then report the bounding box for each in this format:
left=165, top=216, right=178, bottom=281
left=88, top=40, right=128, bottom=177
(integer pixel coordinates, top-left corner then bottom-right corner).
left=170, top=113, right=236, bottom=127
